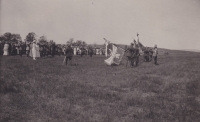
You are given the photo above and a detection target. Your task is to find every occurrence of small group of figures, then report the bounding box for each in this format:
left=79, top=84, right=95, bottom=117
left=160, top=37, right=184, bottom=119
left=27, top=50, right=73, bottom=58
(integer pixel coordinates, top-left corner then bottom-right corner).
left=144, top=45, right=158, bottom=65
left=64, top=44, right=95, bottom=66
left=125, top=43, right=140, bottom=67
left=143, top=47, right=153, bottom=62
left=87, top=46, right=94, bottom=57
left=1, top=42, right=24, bottom=56
left=125, top=43, right=158, bottom=67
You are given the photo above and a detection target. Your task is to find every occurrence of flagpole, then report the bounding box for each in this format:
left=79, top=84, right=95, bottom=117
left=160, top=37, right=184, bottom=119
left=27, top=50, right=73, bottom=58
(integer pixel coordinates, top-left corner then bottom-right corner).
left=103, top=38, right=109, bottom=57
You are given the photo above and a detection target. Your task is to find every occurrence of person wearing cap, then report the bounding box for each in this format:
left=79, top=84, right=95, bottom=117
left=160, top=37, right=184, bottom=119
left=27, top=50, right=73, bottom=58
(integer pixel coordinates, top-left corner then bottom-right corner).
left=134, top=43, right=140, bottom=66
left=65, top=44, right=74, bottom=66
left=26, top=44, right=30, bottom=57
left=153, top=44, right=158, bottom=65
left=133, top=33, right=139, bottom=46
left=50, top=42, right=56, bottom=57
left=39, top=44, right=43, bottom=57
left=57, top=46, right=62, bottom=56
left=18, top=43, right=23, bottom=57
left=88, top=46, right=93, bottom=57
left=125, top=43, right=134, bottom=67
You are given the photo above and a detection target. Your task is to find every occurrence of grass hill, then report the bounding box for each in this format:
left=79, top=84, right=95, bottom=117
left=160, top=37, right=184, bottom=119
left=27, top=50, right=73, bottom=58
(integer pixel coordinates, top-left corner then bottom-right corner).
left=0, top=50, right=200, bottom=121
left=90, top=43, right=199, bottom=56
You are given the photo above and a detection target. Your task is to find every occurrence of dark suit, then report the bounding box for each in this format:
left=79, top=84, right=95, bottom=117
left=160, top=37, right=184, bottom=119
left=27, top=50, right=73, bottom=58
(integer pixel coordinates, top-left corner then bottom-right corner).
left=125, top=46, right=134, bottom=67
left=153, top=47, right=158, bottom=65
left=65, top=46, right=74, bottom=65
left=50, top=44, right=56, bottom=57
left=18, top=45, right=22, bottom=57
left=125, top=46, right=134, bottom=58
left=88, top=48, right=93, bottom=57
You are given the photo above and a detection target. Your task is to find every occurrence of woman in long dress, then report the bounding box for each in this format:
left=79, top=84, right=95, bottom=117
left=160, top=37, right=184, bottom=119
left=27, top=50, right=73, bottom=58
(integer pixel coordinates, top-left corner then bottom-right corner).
left=32, top=40, right=37, bottom=60
left=3, top=42, right=9, bottom=56
left=31, top=40, right=40, bottom=60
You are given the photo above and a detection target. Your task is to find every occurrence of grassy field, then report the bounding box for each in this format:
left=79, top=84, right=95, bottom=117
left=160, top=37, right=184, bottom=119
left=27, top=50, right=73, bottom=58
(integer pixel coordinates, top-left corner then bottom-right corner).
left=0, top=50, right=200, bottom=122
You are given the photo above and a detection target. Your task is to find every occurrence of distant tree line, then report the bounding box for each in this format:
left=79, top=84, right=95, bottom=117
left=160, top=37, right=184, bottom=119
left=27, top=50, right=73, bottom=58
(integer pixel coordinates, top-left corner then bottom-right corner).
left=0, top=32, right=88, bottom=48
left=0, top=32, right=22, bottom=44
left=66, top=38, right=87, bottom=48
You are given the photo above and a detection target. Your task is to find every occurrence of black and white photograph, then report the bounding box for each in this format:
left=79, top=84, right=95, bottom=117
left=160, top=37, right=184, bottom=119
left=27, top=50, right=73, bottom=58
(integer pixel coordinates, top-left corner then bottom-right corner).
left=0, top=0, right=200, bottom=121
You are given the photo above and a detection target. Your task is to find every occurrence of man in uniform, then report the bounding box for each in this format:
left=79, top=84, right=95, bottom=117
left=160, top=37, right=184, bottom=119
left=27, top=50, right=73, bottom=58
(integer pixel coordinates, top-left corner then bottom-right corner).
left=18, top=43, right=22, bottom=57
left=88, top=46, right=93, bottom=57
left=65, top=44, right=74, bottom=66
left=153, top=44, right=158, bottom=65
left=132, top=43, right=140, bottom=66
left=136, top=33, right=139, bottom=45
left=50, top=42, right=56, bottom=57
left=45, top=44, right=50, bottom=57
left=57, top=46, right=62, bottom=56
left=26, top=44, right=30, bottom=57
left=39, top=45, right=44, bottom=57
left=125, top=43, right=134, bottom=67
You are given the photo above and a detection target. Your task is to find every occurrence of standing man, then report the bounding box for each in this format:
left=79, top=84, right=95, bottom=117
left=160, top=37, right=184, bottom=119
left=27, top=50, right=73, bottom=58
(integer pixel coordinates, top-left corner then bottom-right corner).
left=8, top=42, right=12, bottom=56
left=136, top=33, right=139, bottom=44
left=65, top=44, right=74, bottom=66
left=133, top=33, right=139, bottom=46
left=153, top=44, right=158, bottom=65
left=50, top=42, right=56, bottom=57
left=26, top=44, right=30, bottom=57
left=39, top=45, right=44, bottom=57
left=18, top=43, right=22, bottom=57
left=88, top=46, right=93, bottom=57
left=134, top=44, right=140, bottom=66
left=57, top=46, right=62, bottom=56
left=124, top=43, right=134, bottom=67
left=45, top=44, right=50, bottom=57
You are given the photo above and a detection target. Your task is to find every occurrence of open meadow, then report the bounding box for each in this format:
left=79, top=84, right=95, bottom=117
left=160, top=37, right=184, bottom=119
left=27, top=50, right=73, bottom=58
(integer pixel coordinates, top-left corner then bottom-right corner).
left=0, top=50, right=200, bottom=122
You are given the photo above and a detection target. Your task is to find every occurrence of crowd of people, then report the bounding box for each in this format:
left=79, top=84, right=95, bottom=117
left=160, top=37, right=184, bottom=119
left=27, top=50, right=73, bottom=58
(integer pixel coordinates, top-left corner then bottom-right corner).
left=0, top=33, right=158, bottom=66
left=0, top=40, right=66, bottom=59
left=124, top=33, right=158, bottom=66
left=0, top=39, right=96, bottom=64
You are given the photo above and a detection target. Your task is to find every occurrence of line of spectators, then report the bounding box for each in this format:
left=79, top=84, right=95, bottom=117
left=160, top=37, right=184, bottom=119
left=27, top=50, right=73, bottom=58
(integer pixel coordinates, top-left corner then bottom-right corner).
left=0, top=41, right=64, bottom=57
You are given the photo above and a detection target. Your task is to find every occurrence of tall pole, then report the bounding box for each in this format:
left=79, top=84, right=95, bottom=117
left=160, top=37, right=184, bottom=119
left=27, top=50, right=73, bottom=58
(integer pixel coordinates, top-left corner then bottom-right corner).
left=103, top=38, right=109, bottom=57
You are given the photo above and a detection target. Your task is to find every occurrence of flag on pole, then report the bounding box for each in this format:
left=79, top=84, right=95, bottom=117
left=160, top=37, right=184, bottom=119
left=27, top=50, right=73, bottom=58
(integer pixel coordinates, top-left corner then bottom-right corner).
left=104, top=44, right=125, bottom=66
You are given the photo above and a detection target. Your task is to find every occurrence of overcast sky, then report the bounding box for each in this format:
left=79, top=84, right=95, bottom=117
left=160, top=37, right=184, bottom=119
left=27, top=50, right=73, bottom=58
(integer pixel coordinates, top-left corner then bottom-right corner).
left=1, top=0, right=200, bottom=50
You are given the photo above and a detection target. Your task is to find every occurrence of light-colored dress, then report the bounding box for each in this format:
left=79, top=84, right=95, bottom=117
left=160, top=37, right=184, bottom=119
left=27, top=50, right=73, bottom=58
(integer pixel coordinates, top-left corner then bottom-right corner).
left=32, top=43, right=37, bottom=58
left=3, top=44, right=9, bottom=56
left=35, top=44, right=40, bottom=57
left=31, top=43, right=40, bottom=58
